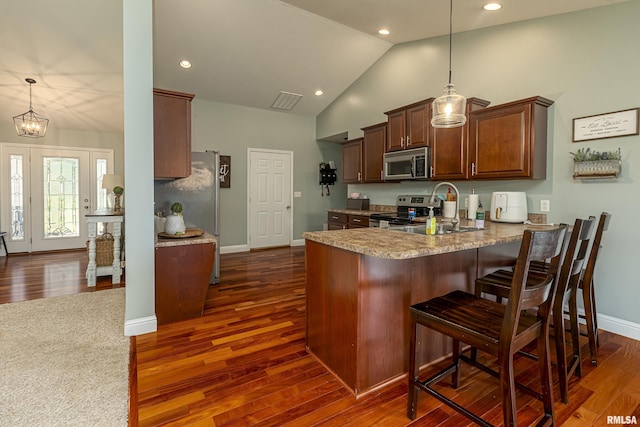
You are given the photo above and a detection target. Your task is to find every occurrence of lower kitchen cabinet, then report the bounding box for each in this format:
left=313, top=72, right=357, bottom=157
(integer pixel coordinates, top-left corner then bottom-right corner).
left=155, top=241, right=215, bottom=325
left=328, top=212, right=348, bottom=230
left=469, top=96, right=554, bottom=180
left=327, top=212, right=369, bottom=229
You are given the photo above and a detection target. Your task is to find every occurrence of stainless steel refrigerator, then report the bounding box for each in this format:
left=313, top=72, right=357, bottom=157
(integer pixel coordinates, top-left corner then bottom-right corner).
left=154, top=151, right=221, bottom=284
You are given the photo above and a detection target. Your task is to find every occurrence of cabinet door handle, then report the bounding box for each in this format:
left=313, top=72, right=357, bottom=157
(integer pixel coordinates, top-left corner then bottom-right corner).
left=331, top=216, right=339, bottom=220
left=406, top=136, right=411, bottom=146
left=471, top=162, right=476, bottom=176
left=430, top=166, right=434, bottom=177
left=380, top=170, right=383, bottom=180
left=400, top=136, right=404, bottom=148
left=358, top=172, right=361, bottom=182
left=353, top=218, right=361, bottom=223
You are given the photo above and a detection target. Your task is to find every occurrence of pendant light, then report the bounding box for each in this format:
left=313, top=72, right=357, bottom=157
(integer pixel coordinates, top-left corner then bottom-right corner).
left=13, top=78, right=49, bottom=138
left=431, top=0, right=467, bottom=128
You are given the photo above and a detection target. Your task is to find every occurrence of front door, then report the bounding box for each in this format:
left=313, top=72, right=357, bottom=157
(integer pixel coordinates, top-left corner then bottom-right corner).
left=30, top=148, right=91, bottom=251
left=0, top=143, right=112, bottom=253
left=248, top=149, right=292, bottom=249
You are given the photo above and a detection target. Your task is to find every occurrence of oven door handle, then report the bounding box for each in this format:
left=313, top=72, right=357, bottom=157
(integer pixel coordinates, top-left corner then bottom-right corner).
left=410, top=156, right=415, bottom=177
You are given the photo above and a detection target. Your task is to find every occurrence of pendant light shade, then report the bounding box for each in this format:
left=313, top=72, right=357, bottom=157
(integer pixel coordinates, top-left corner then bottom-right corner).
left=13, top=78, right=49, bottom=138
left=431, top=0, right=467, bottom=129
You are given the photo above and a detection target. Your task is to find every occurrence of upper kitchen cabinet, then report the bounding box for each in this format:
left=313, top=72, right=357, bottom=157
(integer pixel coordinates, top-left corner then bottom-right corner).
left=153, top=88, right=195, bottom=179
left=430, top=98, right=490, bottom=181
left=384, top=99, right=433, bottom=152
left=468, top=96, right=554, bottom=180
left=342, top=137, right=363, bottom=183
left=361, top=122, right=387, bottom=183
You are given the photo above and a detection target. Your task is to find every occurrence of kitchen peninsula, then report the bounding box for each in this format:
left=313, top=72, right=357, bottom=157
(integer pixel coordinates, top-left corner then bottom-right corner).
left=155, top=232, right=217, bottom=325
left=303, top=221, right=534, bottom=397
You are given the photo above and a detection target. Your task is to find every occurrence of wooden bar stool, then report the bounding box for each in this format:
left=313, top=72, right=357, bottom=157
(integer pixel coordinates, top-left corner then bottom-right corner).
left=0, top=231, right=8, bottom=256
left=572, top=212, right=611, bottom=366
left=475, top=218, right=595, bottom=405
left=407, top=226, right=566, bottom=427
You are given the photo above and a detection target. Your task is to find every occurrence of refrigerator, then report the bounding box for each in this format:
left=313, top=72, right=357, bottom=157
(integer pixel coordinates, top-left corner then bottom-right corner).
left=154, top=151, right=221, bottom=284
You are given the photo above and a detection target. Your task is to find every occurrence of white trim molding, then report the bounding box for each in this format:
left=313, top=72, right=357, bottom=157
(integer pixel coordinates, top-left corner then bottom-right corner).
left=124, top=315, right=157, bottom=336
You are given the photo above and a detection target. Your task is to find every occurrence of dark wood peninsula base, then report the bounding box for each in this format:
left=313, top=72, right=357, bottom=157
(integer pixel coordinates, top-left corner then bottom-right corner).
left=304, top=238, right=519, bottom=398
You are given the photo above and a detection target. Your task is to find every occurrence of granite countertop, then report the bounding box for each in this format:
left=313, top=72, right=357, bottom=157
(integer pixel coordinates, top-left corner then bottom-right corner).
left=303, top=220, right=556, bottom=260
left=155, top=232, right=217, bottom=248
left=327, top=205, right=396, bottom=216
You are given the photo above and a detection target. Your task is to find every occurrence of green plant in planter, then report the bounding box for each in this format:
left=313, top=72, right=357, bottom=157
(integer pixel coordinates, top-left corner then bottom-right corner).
left=171, top=202, right=183, bottom=216
left=570, top=147, right=621, bottom=162
left=113, top=186, right=124, bottom=211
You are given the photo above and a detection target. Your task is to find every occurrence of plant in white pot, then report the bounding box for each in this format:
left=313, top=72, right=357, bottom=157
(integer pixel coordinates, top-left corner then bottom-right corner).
left=164, top=202, right=186, bottom=235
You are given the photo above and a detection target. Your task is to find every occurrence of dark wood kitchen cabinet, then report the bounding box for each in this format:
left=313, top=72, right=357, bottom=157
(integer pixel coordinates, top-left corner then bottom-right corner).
left=327, top=212, right=369, bottom=229
left=153, top=88, right=195, bottom=179
left=430, top=98, right=490, bottom=180
left=468, top=96, right=554, bottom=180
left=361, top=122, right=387, bottom=183
left=341, top=137, right=363, bottom=183
left=328, top=212, right=348, bottom=230
left=384, top=99, right=433, bottom=152
left=155, top=241, right=215, bottom=325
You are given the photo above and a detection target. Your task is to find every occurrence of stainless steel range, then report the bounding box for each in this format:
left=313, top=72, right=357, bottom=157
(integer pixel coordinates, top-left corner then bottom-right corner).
left=369, top=195, right=442, bottom=227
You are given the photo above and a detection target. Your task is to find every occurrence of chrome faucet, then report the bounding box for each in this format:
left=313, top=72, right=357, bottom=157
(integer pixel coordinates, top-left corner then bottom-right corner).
left=428, top=181, right=460, bottom=231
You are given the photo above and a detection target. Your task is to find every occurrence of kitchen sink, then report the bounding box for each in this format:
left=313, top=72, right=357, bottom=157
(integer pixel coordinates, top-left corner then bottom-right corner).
left=388, top=224, right=483, bottom=235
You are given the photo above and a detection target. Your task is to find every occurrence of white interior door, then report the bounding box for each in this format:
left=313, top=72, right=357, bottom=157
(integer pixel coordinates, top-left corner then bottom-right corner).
left=30, top=148, right=91, bottom=251
left=248, top=149, right=292, bottom=249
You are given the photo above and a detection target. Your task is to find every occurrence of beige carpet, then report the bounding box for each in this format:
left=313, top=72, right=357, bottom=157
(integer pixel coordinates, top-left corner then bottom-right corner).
left=0, top=288, right=129, bottom=427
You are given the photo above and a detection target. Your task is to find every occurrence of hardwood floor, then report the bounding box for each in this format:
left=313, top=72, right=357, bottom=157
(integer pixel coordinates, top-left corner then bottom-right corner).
left=2, top=248, right=639, bottom=426
left=0, top=250, right=124, bottom=303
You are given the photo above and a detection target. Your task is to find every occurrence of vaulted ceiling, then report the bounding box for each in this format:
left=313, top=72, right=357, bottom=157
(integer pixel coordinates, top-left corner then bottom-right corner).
left=0, top=0, right=627, bottom=134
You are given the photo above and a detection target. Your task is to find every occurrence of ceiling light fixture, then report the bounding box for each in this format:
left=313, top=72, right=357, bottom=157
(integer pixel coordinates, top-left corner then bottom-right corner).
left=483, top=3, right=502, bottom=11
left=431, top=0, right=467, bottom=129
left=13, top=78, right=49, bottom=138
left=315, top=90, right=324, bottom=96
left=179, top=59, right=192, bottom=69
left=378, top=29, right=390, bottom=35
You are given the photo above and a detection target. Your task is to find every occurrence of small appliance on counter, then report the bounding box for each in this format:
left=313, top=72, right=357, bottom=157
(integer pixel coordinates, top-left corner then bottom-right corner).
left=346, top=197, right=370, bottom=210
left=490, top=191, right=528, bottom=223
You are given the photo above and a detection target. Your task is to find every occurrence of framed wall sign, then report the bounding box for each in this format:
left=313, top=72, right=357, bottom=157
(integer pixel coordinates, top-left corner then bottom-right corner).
left=573, top=108, right=639, bottom=142
left=220, top=155, right=231, bottom=188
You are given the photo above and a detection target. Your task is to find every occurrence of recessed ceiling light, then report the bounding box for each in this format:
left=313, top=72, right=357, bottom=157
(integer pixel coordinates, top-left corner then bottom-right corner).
left=483, top=3, right=502, bottom=11
left=315, top=90, right=324, bottom=96
left=378, top=29, right=390, bottom=35
left=179, top=59, right=192, bottom=69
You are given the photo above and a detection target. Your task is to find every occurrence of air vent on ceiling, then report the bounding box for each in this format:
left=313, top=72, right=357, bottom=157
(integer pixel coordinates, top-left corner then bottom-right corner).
left=271, top=91, right=303, bottom=111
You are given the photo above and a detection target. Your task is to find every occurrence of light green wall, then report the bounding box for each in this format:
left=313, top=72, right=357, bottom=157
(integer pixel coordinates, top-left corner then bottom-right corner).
left=0, top=123, right=124, bottom=173
left=191, top=99, right=344, bottom=246
left=317, top=2, right=640, bottom=325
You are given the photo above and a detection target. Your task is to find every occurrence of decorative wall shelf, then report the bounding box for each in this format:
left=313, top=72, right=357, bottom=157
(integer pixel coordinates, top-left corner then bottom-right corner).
left=573, top=159, right=621, bottom=180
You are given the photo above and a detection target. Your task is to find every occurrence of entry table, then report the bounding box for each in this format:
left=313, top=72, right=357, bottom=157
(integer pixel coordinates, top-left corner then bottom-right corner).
left=86, top=209, right=124, bottom=286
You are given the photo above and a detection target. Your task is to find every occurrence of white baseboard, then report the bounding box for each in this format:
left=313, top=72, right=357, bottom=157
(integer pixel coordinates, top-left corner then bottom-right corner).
left=598, top=313, right=640, bottom=341
left=124, top=315, right=157, bottom=336
left=220, top=244, right=249, bottom=254
left=221, top=241, right=304, bottom=253
left=566, top=305, right=640, bottom=341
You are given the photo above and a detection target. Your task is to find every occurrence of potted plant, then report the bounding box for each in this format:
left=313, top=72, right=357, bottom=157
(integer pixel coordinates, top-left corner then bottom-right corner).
left=570, top=147, right=621, bottom=178
left=113, top=185, right=124, bottom=212
left=164, top=202, right=186, bottom=235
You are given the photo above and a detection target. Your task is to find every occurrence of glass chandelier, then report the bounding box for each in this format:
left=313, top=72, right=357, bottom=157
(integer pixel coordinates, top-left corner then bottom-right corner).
left=13, top=78, right=49, bottom=138
left=431, top=0, right=467, bottom=128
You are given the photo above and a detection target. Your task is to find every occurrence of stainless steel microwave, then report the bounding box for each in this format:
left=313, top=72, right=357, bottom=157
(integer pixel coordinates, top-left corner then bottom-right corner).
left=383, top=147, right=430, bottom=181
